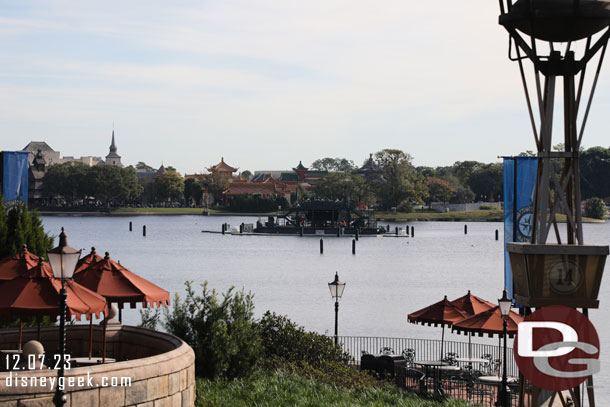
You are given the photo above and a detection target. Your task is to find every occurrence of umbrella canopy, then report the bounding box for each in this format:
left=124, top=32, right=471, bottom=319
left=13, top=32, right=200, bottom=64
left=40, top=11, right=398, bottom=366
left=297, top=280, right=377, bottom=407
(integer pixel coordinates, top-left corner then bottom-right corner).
left=451, top=306, right=524, bottom=338
left=449, top=290, right=495, bottom=317
left=74, top=252, right=169, bottom=308
left=0, top=260, right=108, bottom=320
left=0, top=245, right=41, bottom=281
left=408, top=295, right=469, bottom=327
left=408, top=296, right=470, bottom=360
left=74, top=247, right=103, bottom=275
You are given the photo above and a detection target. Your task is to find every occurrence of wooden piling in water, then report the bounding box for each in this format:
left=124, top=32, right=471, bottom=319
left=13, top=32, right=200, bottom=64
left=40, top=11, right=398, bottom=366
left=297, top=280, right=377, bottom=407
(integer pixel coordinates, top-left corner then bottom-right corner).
left=320, top=239, right=324, bottom=254
left=129, top=221, right=132, bottom=232
left=411, top=226, right=414, bottom=237
left=352, top=239, right=356, bottom=255
left=495, top=229, right=499, bottom=240
left=464, top=224, right=468, bottom=235
left=143, top=225, right=146, bottom=236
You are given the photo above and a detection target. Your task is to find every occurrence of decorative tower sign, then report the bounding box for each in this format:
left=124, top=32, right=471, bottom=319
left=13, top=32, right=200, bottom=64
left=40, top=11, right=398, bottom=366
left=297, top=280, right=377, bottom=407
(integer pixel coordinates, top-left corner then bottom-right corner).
left=497, top=1, right=610, bottom=405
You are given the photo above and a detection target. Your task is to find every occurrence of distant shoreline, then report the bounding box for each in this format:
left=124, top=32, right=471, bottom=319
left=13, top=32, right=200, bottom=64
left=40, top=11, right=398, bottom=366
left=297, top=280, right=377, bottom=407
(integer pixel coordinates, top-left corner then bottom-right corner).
left=37, top=208, right=606, bottom=223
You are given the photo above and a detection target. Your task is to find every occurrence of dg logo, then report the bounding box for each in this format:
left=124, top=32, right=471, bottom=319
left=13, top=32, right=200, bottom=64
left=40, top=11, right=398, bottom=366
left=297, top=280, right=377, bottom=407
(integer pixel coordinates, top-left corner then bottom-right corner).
left=514, top=305, right=600, bottom=391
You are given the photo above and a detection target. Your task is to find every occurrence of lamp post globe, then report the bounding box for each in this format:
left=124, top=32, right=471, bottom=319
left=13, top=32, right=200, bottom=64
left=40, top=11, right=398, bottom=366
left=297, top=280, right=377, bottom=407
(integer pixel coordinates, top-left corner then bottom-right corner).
left=328, top=272, right=346, bottom=346
left=47, top=228, right=81, bottom=407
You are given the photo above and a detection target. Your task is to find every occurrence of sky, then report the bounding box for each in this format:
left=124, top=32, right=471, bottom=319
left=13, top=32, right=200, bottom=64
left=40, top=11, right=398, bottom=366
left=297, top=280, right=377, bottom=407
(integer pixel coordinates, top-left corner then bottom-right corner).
left=1, top=0, right=610, bottom=174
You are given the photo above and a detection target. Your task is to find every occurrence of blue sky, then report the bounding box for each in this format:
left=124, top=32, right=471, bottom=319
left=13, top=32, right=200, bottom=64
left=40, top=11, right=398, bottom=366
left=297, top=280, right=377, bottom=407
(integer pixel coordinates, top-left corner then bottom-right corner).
left=2, top=1, right=609, bottom=174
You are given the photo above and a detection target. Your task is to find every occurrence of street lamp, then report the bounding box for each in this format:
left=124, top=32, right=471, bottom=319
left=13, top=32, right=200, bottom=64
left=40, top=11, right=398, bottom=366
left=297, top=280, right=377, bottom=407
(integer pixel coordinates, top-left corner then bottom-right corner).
left=328, top=272, right=346, bottom=346
left=47, top=228, right=81, bottom=407
left=497, top=289, right=512, bottom=407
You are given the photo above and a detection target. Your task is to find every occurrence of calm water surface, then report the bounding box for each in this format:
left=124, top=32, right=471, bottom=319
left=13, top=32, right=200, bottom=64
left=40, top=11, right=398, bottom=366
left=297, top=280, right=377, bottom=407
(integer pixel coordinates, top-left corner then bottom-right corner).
left=41, top=215, right=610, bottom=400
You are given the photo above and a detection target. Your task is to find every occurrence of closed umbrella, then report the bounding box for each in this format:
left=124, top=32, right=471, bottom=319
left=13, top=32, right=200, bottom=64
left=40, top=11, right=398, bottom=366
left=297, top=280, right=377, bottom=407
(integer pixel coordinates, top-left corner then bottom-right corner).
left=408, top=296, right=469, bottom=360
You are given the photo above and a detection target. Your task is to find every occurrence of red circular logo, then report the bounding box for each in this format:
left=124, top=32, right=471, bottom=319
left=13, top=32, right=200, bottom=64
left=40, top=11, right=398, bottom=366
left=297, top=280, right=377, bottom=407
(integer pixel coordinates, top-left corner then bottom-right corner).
left=514, top=305, right=600, bottom=391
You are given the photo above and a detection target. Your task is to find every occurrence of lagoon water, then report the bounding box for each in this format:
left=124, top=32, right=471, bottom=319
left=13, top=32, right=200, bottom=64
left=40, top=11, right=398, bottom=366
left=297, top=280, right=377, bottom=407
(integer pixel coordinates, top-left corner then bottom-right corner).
left=41, top=215, right=610, bottom=401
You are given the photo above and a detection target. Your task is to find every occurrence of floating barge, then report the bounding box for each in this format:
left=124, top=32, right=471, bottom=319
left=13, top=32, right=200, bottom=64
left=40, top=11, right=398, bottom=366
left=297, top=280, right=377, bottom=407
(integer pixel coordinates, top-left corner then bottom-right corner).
left=253, top=200, right=383, bottom=236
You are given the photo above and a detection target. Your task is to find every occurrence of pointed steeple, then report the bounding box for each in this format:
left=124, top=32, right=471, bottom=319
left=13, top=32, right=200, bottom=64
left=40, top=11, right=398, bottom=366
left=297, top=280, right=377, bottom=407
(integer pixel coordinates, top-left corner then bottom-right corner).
left=105, top=129, right=122, bottom=166
left=109, top=130, right=117, bottom=153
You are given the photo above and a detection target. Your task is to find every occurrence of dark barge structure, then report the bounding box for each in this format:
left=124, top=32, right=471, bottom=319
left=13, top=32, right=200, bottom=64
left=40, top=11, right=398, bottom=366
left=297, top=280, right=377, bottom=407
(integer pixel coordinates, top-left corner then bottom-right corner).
left=254, top=200, right=383, bottom=236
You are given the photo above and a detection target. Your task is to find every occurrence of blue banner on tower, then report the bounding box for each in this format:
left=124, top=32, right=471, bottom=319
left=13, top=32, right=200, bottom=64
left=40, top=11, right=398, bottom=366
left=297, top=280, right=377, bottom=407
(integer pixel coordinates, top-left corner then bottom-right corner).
left=503, top=157, right=537, bottom=300
left=1, top=151, right=30, bottom=204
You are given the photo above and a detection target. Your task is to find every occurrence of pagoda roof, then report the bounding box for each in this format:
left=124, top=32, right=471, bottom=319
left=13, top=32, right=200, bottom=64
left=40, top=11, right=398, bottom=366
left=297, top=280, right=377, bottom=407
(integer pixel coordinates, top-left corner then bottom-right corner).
left=356, top=153, right=382, bottom=174
left=279, top=172, right=299, bottom=182
left=211, top=157, right=238, bottom=173
left=293, top=161, right=308, bottom=171
left=223, top=180, right=288, bottom=196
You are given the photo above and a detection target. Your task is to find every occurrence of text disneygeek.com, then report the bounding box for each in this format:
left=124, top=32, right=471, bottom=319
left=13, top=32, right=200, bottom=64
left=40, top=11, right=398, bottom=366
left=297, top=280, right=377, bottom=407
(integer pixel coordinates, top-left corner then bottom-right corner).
left=4, top=372, right=132, bottom=390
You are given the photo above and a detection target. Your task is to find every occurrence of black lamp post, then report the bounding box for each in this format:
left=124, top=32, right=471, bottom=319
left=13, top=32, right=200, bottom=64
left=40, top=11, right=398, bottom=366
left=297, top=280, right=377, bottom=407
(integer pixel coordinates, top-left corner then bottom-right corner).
left=497, top=289, right=512, bottom=407
left=47, top=228, right=81, bottom=407
left=328, top=272, right=346, bottom=346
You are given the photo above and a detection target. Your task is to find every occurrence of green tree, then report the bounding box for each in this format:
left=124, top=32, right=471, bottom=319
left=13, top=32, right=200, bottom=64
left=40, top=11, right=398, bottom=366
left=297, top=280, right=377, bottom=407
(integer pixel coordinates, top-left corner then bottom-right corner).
left=311, top=157, right=356, bottom=172
left=374, top=149, right=424, bottom=209
left=425, top=177, right=456, bottom=206
left=467, top=163, right=503, bottom=202
left=0, top=198, right=53, bottom=258
left=451, top=161, right=485, bottom=185
left=42, top=162, right=89, bottom=205
left=584, top=197, right=608, bottom=219
left=154, top=171, right=184, bottom=202
left=314, top=173, right=374, bottom=205
left=205, top=168, right=230, bottom=205
left=241, top=170, right=253, bottom=180
left=85, top=165, right=143, bottom=206
left=580, top=146, right=610, bottom=199
left=135, top=161, right=155, bottom=172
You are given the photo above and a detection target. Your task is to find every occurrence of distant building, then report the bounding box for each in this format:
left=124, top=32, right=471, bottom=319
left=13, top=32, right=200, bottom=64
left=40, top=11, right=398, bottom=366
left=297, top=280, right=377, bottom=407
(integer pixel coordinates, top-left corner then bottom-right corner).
left=207, top=157, right=238, bottom=178
left=105, top=130, right=122, bottom=167
left=22, top=141, right=60, bottom=167
left=222, top=177, right=291, bottom=204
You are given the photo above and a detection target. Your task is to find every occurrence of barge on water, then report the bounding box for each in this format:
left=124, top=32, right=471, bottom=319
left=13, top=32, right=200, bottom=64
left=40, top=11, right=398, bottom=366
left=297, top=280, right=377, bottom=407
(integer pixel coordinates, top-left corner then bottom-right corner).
left=254, top=200, right=383, bottom=236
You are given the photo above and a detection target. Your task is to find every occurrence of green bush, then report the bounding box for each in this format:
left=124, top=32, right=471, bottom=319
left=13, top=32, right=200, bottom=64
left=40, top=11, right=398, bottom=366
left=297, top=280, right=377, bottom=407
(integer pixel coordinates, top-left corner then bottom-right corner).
left=0, top=197, right=54, bottom=259
left=584, top=197, right=608, bottom=219
left=258, top=311, right=351, bottom=368
left=163, top=282, right=261, bottom=380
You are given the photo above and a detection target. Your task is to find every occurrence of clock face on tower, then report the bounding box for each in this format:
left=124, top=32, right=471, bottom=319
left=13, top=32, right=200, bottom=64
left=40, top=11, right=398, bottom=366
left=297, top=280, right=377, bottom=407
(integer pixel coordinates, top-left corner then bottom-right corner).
left=516, top=205, right=533, bottom=242
left=548, top=261, right=583, bottom=295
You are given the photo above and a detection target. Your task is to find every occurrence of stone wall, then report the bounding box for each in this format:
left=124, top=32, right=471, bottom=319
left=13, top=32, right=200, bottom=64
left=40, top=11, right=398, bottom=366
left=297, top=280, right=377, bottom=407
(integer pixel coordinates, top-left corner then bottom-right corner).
left=0, top=325, right=195, bottom=407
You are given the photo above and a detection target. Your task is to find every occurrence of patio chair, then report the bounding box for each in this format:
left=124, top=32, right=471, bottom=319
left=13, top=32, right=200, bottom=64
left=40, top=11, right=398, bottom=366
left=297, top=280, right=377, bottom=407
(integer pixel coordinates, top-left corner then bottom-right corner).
left=442, top=352, right=459, bottom=366
left=481, top=353, right=501, bottom=375
left=401, top=348, right=415, bottom=366
left=379, top=346, right=394, bottom=355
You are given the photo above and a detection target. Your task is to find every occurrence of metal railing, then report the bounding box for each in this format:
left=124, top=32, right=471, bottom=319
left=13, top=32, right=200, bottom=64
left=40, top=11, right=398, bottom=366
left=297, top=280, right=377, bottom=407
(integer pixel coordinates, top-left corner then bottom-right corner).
left=335, top=335, right=518, bottom=377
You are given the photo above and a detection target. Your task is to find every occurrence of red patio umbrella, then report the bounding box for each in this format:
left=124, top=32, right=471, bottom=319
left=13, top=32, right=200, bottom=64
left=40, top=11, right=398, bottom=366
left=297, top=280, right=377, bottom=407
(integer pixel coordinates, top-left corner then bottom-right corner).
left=0, top=245, right=41, bottom=281
left=0, top=259, right=108, bottom=350
left=450, top=291, right=496, bottom=359
left=74, top=246, right=103, bottom=275
left=451, top=306, right=524, bottom=373
left=408, top=296, right=469, bottom=360
left=74, top=252, right=169, bottom=321
left=451, top=306, right=523, bottom=338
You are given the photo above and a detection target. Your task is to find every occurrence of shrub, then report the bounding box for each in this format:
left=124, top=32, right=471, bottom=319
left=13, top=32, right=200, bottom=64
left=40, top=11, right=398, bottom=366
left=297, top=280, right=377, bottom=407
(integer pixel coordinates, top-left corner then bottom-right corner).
left=584, top=197, right=608, bottom=219
left=163, top=282, right=261, bottom=379
left=0, top=198, right=53, bottom=259
left=258, top=311, right=350, bottom=368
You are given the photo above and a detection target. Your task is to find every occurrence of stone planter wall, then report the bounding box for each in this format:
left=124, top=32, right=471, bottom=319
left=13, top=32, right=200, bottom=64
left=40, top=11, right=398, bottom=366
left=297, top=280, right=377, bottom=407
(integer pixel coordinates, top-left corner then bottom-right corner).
left=0, top=325, right=195, bottom=407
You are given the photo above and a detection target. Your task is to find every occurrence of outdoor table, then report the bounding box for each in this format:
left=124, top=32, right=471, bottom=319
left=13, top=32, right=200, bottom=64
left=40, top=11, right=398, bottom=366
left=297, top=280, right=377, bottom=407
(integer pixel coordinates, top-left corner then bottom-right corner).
left=455, top=357, right=488, bottom=364
left=412, top=361, right=453, bottom=396
left=478, top=375, right=518, bottom=384
left=71, top=357, right=116, bottom=366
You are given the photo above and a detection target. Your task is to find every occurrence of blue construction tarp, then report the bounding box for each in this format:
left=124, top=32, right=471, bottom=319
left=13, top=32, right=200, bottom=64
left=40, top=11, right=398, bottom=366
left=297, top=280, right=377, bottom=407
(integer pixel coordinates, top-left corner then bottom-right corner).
left=1, top=151, right=29, bottom=203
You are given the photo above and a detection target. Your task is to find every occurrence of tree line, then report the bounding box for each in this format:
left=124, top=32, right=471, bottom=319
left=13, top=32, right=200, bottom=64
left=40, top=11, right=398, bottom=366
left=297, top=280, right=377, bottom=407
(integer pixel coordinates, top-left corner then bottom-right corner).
left=38, top=146, right=610, bottom=212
